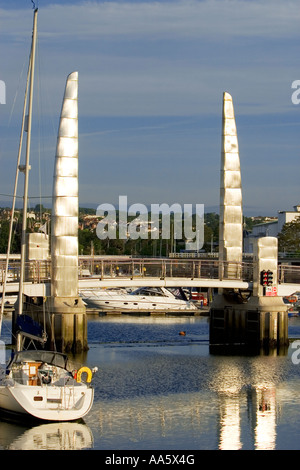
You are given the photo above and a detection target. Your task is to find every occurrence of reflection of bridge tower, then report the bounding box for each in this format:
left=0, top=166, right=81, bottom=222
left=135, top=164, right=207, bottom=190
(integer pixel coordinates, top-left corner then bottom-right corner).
left=210, top=92, right=288, bottom=352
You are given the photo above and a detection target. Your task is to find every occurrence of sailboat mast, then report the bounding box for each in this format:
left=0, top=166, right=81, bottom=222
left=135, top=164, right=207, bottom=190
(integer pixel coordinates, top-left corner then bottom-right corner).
left=18, top=8, right=38, bottom=317
left=0, top=53, right=32, bottom=335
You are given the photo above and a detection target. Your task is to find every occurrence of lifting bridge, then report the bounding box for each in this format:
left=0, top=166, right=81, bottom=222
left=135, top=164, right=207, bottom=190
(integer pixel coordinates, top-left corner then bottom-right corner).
left=1, top=257, right=299, bottom=298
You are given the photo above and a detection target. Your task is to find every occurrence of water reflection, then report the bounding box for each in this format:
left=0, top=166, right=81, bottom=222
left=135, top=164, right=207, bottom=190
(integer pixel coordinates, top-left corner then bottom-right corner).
left=85, top=347, right=290, bottom=450
left=0, top=420, right=93, bottom=450
left=0, top=382, right=282, bottom=450
left=210, top=362, right=244, bottom=450
left=211, top=353, right=287, bottom=450
left=90, top=394, right=210, bottom=450
left=252, top=385, right=276, bottom=450
left=248, top=357, right=281, bottom=450
left=1, top=315, right=299, bottom=450
left=217, top=383, right=277, bottom=450
left=219, top=394, right=242, bottom=450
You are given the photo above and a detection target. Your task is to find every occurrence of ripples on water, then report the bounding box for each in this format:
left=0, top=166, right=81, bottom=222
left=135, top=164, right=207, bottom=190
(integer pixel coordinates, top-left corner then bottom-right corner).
left=1, top=314, right=300, bottom=450
left=88, top=315, right=210, bottom=345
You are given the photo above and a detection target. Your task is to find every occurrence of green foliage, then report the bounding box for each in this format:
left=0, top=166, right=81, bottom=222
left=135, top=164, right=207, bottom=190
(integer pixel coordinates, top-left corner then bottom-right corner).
left=0, top=219, right=21, bottom=253
left=278, top=216, right=300, bottom=252
left=204, top=212, right=219, bottom=236
left=78, top=229, right=102, bottom=255
left=203, top=213, right=219, bottom=251
left=244, top=217, right=254, bottom=231
left=0, top=207, right=223, bottom=256
left=79, top=207, right=96, bottom=215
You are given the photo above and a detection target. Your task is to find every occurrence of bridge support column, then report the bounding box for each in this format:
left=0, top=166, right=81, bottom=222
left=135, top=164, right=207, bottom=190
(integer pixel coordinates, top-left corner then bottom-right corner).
left=210, top=237, right=288, bottom=353
left=46, top=297, right=88, bottom=353
left=210, top=297, right=288, bottom=353
left=13, top=295, right=88, bottom=353
left=210, top=91, right=288, bottom=353
left=218, top=91, right=243, bottom=282
left=49, top=71, right=88, bottom=353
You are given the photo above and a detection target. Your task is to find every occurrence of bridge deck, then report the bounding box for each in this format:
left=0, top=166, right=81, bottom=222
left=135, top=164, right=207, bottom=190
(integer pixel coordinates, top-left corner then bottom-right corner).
left=1, top=257, right=300, bottom=297
left=78, top=276, right=251, bottom=290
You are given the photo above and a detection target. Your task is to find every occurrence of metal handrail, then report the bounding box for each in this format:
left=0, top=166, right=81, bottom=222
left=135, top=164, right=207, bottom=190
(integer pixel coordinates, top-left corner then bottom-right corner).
left=1, top=257, right=300, bottom=285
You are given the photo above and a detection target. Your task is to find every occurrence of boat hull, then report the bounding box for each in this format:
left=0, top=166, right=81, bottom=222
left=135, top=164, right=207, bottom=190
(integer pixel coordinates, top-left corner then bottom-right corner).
left=0, top=383, right=94, bottom=421
left=84, top=298, right=196, bottom=312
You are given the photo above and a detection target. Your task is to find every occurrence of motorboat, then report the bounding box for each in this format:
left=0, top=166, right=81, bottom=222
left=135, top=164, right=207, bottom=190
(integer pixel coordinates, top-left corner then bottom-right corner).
left=0, top=350, right=95, bottom=421
left=80, top=286, right=198, bottom=312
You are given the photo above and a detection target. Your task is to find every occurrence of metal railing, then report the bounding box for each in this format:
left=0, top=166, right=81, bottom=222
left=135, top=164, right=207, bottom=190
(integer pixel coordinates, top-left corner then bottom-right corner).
left=1, top=257, right=300, bottom=286
left=79, top=258, right=253, bottom=282
left=278, top=264, right=300, bottom=285
left=0, top=260, right=51, bottom=284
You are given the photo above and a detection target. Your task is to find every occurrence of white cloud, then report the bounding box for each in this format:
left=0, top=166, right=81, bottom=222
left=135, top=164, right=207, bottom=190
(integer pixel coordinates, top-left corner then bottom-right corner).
left=2, top=0, right=300, bottom=41
left=1, top=0, right=299, bottom=117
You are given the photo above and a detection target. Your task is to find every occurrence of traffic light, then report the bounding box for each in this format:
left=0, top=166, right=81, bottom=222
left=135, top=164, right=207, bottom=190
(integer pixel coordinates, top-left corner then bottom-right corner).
left=260, top=270, right=268, bottom=286
left=267, top=270, right=273, bottom=286
left=260, top=269, right=274, bottom=288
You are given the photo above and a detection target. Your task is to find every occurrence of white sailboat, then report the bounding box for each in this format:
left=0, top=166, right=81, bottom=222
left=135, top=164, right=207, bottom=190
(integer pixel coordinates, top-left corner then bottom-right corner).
left=0, top=8, right=96, bottom=421
left=0, top=349, right=95, bottom=421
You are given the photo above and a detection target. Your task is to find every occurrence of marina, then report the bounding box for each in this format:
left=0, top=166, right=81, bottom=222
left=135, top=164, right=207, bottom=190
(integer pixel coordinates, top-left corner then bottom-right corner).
left=0, top=1, right=299, bottom=452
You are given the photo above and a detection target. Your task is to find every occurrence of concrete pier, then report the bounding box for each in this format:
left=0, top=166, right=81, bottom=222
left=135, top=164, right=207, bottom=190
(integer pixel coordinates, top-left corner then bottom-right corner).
left=47, top=297, right=88, bottom=353
left=210, top=296, right=288, bottom=353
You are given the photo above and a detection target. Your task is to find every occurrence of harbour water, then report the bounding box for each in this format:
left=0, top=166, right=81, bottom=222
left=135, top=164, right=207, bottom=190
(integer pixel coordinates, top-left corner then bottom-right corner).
left=1, top=313, right=300, bottom=450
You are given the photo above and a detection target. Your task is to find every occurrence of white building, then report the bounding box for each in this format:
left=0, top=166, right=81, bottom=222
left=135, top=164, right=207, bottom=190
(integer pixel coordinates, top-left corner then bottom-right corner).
left=244, top=205, right=300, bottom=253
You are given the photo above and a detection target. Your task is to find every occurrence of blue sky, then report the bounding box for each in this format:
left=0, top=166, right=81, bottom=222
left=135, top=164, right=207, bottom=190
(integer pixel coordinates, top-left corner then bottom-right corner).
left=0, top=0, right=299, bottom=216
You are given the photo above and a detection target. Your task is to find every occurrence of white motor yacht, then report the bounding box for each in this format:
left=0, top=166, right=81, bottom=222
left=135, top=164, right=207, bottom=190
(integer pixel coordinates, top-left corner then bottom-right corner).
left=80, top=286, right=197, bottom=313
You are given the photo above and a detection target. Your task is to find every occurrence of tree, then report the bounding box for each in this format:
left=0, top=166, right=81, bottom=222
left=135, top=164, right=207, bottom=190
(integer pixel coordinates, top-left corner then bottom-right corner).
left=278, top=216, right=300, bottom=252
left=34, top=204, right=46, bottom=213
left=0, top=219, right=21, bottom=253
